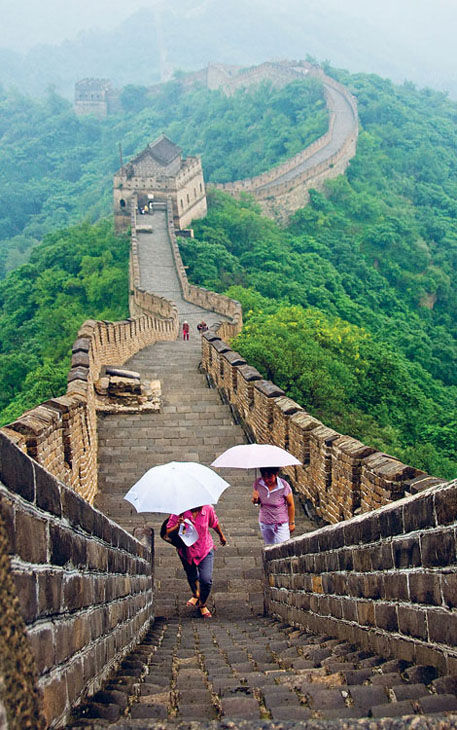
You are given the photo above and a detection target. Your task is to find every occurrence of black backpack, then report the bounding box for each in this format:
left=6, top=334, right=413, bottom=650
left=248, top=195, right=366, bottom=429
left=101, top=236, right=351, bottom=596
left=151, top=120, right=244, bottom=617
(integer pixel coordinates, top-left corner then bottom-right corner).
left=160, top=518, right=186, bottom=550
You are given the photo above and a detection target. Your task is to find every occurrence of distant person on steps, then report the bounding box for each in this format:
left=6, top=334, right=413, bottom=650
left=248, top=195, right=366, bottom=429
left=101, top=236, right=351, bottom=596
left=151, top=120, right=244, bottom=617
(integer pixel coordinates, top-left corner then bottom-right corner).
left=182, top=320, right=190, bottom=340
left=252, top=467, right=295, bottom=545
left=197, top=320, right=208, bottom=333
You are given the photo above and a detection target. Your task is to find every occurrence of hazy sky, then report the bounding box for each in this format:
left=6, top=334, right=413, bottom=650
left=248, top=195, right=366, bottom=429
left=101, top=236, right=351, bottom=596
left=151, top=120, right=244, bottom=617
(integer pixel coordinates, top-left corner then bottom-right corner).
left=1, top=0, right=457, bottom=99
left=0, top=0, right=150, bottom=50
left=0, top=0, right=455, bottom=53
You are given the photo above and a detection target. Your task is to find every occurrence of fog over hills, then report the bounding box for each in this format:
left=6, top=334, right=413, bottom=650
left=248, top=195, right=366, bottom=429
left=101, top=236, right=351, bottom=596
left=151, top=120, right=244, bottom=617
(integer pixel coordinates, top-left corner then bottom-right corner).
left=1, top=0, right=456, bottom=97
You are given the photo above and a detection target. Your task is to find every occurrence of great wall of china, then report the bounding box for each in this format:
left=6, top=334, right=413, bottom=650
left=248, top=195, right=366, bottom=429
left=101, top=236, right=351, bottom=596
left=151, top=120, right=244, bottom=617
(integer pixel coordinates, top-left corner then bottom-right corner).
left=1, top=62, right=457, bottom=729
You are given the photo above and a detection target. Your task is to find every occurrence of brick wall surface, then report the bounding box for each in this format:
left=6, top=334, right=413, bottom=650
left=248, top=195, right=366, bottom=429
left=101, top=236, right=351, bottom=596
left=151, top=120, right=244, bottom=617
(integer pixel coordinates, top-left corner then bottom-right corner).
left=201, top=335, right=447, bottom=523
left=263, top=479, right=457, bottom=675
left=0, top=432, right=153, bottom=728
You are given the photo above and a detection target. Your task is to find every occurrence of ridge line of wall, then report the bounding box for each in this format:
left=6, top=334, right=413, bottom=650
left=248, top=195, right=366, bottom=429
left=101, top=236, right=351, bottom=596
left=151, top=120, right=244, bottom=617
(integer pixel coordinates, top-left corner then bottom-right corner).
left=208, top=63, right=358, bottom=219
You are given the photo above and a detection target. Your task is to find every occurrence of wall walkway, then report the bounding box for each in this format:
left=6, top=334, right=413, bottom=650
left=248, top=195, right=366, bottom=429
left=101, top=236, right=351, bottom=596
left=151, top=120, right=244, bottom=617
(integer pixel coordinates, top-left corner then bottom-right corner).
left=210, top=62, right=358, bottom=220
left=67, top=206, right=457, bottom=727
left=1, top=66, right=457, bottom=728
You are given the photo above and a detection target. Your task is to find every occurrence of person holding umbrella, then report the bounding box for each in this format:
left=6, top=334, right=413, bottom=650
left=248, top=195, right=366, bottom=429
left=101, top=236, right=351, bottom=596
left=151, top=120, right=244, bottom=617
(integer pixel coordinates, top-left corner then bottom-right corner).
left=211, top=444, right=300, bottom=547
left=123, top=461, right=230, bottom=619
left=166, top=506, right=227, bottom=618
left=251, top=467, right=295, bottom=545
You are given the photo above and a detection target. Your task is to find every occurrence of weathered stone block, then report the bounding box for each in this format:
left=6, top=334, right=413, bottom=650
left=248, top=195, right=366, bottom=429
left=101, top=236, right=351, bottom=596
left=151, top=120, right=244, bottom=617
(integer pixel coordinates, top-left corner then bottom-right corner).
left=393, top=536, right=421, bottom=569
left=0, top=433, right=35, bottom=502
left=35, top=463, right=62, bottom=517
left=428, top=609, right=457, bottom=646
left=397, top=606, right=427, bottom=639
left=357, top=601, right=375, bottom=626
left=435, top=485, right=457, bottom=526
left=15, top=511, right=48, bottom=564
left=42, top=676, right=68, bottom=728
left=29, top=625, right=55, bottom=673
left=421, top=529, right=455, bottom=568
left=12, top=570, right=38, bottom=623
left=0, top=497, right=15, bottom=552
left=49, top=525, right=73, bottom=567
left=409, top=572, right=441, bottom=605
left=403, top=493, right=434, bottom=533
left=37, top=572, right=63, bottom=617
left=383, top=573, right=408, bottom=601
left=375, top=603, right=398, bottom=632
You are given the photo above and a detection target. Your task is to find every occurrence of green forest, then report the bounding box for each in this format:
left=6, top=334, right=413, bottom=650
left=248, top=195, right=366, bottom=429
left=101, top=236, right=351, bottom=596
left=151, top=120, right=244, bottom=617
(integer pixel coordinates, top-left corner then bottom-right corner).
left=2, top=67, right=457, bottom=480
left=0, top=76, right=326, bottom=276
left=179, top=73, right=457, bottom=480
left=0, top=221, right=129, bottom=425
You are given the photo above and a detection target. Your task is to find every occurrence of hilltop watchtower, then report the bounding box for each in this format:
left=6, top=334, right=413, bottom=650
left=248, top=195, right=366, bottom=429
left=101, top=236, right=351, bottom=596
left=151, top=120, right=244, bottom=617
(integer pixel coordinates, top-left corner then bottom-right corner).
left=74, top=79, right=121, bottom=118
left=113, top=134, right=207, bottom=231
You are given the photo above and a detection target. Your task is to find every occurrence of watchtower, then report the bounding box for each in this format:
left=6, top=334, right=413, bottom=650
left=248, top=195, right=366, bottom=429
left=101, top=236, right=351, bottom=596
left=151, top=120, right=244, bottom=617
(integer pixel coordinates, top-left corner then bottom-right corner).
left=113, top=134, right=207, bottom=231
left=74, top=79, right=118, bottom=118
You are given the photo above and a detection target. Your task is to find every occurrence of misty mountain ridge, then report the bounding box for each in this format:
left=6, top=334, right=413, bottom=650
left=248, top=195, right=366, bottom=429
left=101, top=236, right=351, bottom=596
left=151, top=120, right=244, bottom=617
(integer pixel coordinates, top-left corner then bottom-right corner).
left=1, top=1, right=456, bottom=98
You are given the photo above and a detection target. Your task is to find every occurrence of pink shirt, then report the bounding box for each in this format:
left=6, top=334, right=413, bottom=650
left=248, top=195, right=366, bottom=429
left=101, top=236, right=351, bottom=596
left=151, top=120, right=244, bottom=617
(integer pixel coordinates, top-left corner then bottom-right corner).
left=254, top=477, right=291, bottom=525
left=167, top=505, right=219, bottom=565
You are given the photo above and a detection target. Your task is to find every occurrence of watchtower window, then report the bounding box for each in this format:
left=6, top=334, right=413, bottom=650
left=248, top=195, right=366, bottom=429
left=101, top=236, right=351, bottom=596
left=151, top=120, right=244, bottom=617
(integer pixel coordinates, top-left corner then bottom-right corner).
left=120, top=199, right=126, bottom=208
left=187, top=193, right=190, bottom=203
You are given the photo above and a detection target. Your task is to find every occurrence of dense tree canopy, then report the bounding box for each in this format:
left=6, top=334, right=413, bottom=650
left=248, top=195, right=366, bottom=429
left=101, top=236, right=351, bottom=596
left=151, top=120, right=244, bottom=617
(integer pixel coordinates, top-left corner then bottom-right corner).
left=2, top=67, right=457, bottom=480
left=179, top=71, right=457, bottom=479
left=0, top=77, right=326, bottom=278
left=0, top=220, right=129, bottom=425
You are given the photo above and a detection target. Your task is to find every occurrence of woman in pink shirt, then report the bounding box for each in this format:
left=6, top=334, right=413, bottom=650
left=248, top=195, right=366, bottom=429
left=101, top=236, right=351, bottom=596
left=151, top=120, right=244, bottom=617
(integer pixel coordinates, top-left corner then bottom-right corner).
left=166, top=505, right=226, bottom=618
left=252, top=467, right=295, bottom=545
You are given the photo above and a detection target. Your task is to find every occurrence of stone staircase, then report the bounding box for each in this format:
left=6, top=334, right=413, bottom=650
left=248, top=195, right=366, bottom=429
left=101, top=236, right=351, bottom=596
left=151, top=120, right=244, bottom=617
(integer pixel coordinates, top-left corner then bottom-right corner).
left=80, top=331, right=457, bottom=728
left=68, top=213, right=457, bottom=727
left=94, top=330, right=312, bottom=619
left=68, top=615, right=457, bottom=727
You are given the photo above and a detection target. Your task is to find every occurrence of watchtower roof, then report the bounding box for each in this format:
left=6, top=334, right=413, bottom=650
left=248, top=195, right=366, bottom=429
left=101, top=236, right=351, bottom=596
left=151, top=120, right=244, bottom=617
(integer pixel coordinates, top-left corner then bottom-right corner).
left=148, top=134, right=182, bottom=166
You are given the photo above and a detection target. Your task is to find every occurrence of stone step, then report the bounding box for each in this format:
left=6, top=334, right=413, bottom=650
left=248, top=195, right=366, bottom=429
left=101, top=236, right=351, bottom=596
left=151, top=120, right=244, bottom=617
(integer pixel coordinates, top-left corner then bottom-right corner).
left=67, top=614, right=457, bottom=727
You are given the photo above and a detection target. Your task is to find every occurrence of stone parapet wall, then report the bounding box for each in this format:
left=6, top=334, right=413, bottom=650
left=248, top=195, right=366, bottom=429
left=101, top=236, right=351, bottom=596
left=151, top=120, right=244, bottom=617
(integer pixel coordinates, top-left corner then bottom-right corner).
left=207, top=63, right=358, bottom=220
left=3, top=201, right=179, bottom=504
left=263, top=478, right=457, bottom=676
left=3, top=313, right=175, bottom=505
left=201, top=333, right=446, bottom=522
left=165, top=200, right=243, bottom=339
left=0, top=432, right=153, bottom=728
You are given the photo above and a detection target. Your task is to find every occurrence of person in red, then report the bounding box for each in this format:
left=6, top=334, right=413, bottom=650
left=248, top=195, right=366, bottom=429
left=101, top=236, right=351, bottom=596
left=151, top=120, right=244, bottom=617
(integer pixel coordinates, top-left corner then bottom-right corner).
left=251, top=467, right=295, bottom=544
left=166, top=505, right=226, bottom=618
left=182, top=320, right=190, bottom=340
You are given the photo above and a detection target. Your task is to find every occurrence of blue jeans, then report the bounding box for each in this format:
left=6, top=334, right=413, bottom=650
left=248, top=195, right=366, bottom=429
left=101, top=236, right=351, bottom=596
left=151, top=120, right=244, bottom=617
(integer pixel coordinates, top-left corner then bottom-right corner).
left=180, top=549, right=214, bottom=605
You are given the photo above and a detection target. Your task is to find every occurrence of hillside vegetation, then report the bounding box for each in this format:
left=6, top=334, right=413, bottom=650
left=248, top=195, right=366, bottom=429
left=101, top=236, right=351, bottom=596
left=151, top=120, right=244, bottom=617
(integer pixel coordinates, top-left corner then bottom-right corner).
left=0, top=77, right=326, bottom=277
left=180, top=72, right=457, bottom=479
left=2, top=67, right=457, bottom=480
left=0, top=220, right=129, bottom=425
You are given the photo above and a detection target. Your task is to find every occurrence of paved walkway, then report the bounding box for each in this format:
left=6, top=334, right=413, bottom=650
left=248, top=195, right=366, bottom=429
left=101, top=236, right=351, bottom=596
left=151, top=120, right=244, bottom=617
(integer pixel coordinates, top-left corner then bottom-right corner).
left=69, top=615, right=457, bottom=726
left=96, top=208, right=313, bottom=618
left=73, top=213, right=457, bottom=726
left=259, top=83, right=356, bottom=191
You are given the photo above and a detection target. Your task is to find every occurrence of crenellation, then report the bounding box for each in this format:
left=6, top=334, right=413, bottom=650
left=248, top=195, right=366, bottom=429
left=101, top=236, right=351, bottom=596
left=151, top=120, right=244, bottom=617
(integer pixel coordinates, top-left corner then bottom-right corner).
left=201, top=336, right=448, bottom=528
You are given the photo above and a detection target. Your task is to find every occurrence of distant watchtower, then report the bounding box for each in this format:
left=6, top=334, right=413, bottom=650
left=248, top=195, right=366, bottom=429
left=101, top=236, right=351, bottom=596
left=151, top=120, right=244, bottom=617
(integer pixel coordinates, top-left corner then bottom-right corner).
left=113, top=134, right=207, bottom=231
left=74, top=79, right=121, bottom=118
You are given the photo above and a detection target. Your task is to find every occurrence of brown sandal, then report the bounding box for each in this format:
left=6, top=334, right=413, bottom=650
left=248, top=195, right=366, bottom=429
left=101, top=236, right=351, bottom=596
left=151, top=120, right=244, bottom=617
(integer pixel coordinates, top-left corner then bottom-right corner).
left=186, top=596, right=199, bottom=607
left=199, top=606, right=212, bottom=619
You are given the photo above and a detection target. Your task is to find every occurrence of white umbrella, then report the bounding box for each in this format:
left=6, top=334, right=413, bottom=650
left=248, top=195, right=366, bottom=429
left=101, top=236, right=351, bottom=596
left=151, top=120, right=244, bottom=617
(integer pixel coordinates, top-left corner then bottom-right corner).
left=211, top=443, right=301, bottom=469
left=124, top=461, right=230, bottom=514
